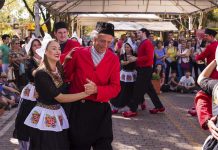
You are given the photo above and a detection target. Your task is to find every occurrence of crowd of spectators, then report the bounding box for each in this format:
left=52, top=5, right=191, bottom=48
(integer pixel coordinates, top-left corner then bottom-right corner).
left=0, top=34, right=29, bottom=111
left=111, top=31, right=209, bottom=94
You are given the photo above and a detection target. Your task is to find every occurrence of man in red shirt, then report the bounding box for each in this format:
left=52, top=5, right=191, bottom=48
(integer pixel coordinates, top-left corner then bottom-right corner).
left=122, top=28, right=165, bottom=117
left=194, top=28, right=218, bottom=130
left=53, top=21, right=81, bottom=63
left=64, top=22, right=120, bottom=150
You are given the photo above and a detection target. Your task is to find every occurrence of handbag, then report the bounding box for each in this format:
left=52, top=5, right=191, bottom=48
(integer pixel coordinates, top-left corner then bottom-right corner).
left=7, top=67, right=15, bottom=81
left=181, top=61, right=190, bottom=70
left=19, top=63, right=25, bottom=75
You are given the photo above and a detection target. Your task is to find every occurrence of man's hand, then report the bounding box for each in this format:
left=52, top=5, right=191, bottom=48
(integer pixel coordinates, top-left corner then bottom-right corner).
left=208, top=116, right=218, bottom=140
left=84, top=79, right=97, bottom=95
left=63, top=49, right=75, bottom=65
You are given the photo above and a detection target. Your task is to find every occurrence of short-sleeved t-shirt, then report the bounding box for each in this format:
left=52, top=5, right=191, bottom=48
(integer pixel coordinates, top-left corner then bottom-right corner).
left=0, top=44, right=10, bottom=64
left=155, top=48, right=165, bottom=65
left=179, top=76, right=195, bottom=86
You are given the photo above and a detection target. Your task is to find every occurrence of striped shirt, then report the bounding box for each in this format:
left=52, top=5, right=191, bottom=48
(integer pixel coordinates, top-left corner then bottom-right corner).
left=91, top=46, right=106, bottom=66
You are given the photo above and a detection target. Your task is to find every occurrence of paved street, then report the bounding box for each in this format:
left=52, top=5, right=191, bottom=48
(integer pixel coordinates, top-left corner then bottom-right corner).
left=0, top=92, right=209, bottom=150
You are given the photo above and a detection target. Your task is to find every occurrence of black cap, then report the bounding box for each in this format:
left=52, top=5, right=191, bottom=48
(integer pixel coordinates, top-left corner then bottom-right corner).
left=139, top=28, right=150, bottom=37
left=96, top=22, right=114, bottom=36
left=205, top=28, right=217, bottom=37
left=53, top=21, right=67, bottom=32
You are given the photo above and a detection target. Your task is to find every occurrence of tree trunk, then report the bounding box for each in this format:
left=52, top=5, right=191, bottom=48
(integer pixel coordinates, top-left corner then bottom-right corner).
left=0, top=0, right=5, bottom=9
left=22, top=0, right=53, bottom=37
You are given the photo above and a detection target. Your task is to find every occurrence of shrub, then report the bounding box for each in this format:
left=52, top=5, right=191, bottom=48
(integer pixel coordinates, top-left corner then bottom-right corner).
left=152, top=73, right=160, bottom=80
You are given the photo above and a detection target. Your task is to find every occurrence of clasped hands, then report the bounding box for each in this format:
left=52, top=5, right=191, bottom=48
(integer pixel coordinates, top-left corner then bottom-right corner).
left=127, top=55, right=137, bottom=63
left=84, top=79, right=97, bottom=95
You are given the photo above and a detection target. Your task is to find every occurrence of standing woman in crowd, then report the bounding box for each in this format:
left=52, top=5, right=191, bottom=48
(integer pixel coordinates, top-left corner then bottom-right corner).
left=165, top=39, right=177, bottom=83
left=24, top=40, right=94, bottom=150
left=154, top=40, right=166, bottom=70
left=9, top=38, right=28, bottom=90
left=13, top=38, right=42, bottom=150
left=190, top=37, right=205, bottom=82
left=177, top=40, right=191, bottom=79
left=110, top=41, right=137, bottom=113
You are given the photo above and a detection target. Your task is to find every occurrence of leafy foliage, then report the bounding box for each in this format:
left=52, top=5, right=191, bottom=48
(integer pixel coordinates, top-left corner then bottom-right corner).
left=207, top=9, right=218, bottom=22
left=152, top=73, right=160, bottom=80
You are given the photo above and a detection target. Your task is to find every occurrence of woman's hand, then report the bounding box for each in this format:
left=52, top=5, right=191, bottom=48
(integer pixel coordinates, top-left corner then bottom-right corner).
left=208, top=116, right=218, bottom=140
left=128, top=56, right=137, bottom=62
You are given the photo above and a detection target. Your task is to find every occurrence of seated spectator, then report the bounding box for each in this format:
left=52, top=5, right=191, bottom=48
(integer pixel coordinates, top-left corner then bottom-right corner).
left=0, top=73, right=20, bottom=105
left=0, top=95, right=15, bottom=110
left=177, top=70, right=196, bottom=93
left=162, top=71, right=179, bottom=92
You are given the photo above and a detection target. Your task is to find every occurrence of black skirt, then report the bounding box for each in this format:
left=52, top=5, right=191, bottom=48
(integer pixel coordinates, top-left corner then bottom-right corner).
left=13, top=99, right=37, bottom=141
left=29, top=128, right=70, bottom=150
left=110, top=81, right=135, bottom=108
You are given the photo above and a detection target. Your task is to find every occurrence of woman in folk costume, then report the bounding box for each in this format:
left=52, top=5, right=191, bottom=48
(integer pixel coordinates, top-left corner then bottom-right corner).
left=110, top=38, right=137, bottom=113
left=24, top=40, right=94, bottom=150
left=197, top=54, right=218, bottom=149
left=13, top=38, right=42, bottom=150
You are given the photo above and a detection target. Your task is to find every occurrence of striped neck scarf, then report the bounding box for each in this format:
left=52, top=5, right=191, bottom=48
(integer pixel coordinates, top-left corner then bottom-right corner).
left=91, top=46, right=106, bottom=66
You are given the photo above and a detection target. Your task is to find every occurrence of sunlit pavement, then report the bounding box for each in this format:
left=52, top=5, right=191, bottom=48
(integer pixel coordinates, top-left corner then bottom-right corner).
left=0, top=92, right=209, bottom=150
left=112, top=93, right=209, bottom=150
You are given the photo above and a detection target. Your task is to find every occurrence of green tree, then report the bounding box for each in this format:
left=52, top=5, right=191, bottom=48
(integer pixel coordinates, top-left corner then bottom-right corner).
left=22, top=0, right=52, bottom=36
left=0, top=0, right=32, bottom=35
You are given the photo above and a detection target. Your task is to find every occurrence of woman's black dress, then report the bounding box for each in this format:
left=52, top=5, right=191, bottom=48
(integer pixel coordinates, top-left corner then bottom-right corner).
left=13, top=58, right=38, bottom=141
left=25, top=70, right=69, bottom=150
left=110, top=54, right=136, bottom=108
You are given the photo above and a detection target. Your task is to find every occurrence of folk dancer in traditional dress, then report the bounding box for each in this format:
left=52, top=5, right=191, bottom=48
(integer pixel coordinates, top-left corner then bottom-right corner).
left=13, top=38, right=42, bottom=150
left=64, top=22, right=120, bottom=150
left=24, top=40, right=95, bottom=150
left=110, top=39, right=137, bottom=114
left=122, top=28, right=165, bottom=117
left=194, top=29, right=218, bottom=121
left=197, top=57, right=218, bottom=150
left=53, top=21, right=81, bottom=64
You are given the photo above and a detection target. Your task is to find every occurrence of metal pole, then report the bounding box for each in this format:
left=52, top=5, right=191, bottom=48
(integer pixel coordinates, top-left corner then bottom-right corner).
left=34, top=2, right=41, bottom=37
left=188, top=15, right=193, bottom=31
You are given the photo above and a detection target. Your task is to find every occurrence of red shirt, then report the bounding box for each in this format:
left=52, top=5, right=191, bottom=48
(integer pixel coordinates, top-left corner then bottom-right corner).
left=195, top=41, right=218, bottom=79
left=136, top=39, right=154, bottom=68
left=60, top=39, right=81, bottom=63
left=64, top=47, right=121, bottom=103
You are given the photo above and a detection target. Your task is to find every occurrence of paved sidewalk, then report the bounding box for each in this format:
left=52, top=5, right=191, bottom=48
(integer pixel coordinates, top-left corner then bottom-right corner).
left=0, top=92, right=209, bottom=150
left=112, top=93, right=209, bottom=150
